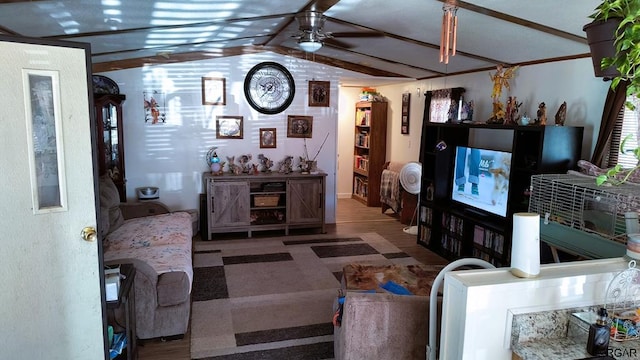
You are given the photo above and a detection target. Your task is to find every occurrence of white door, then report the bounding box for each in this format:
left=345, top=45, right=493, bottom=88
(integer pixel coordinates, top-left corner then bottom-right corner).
left=0, top=38, right=104, bottom=359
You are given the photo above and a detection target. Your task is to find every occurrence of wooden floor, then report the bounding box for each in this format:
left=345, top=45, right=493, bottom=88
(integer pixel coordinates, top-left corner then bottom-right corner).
left=137, top=198, right=448, bottom=360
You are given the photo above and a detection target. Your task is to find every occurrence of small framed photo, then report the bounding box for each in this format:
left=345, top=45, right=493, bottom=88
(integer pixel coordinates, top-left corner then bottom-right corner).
left=308, top=80, right=330, bottom=107
left=259, top=128, right=277, bottom=148
left=401, top=92, right=410, bottom=134
left=287, top=115, right=313, bottom=138
left=216, top=115, right=243, bottom=139
left=202, top=77, right=226, bottom=105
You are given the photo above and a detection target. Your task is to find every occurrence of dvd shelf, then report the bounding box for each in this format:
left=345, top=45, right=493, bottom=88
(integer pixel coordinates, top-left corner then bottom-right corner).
left=418, top=205, right=433, bottom=246
left=352, top=101, right=387, bottom=206
left=441, top=211, right=464, bottom=258
left=472, top=225, right=506, bottom=267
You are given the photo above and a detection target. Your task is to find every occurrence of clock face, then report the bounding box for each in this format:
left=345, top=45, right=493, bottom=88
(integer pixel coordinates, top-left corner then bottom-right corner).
left=244, top=62, right=295, bottom=115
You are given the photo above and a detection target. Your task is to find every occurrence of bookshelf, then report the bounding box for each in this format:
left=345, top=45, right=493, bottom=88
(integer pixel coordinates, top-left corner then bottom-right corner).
left=352, top=101, right=388, bottom=206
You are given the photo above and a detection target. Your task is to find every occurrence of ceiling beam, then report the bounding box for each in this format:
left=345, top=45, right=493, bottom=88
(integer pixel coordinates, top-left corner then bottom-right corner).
left=92, top=46, right=265, bottom=73
left=326, top=17, right=508, bottom=65
left=90, top=34, right=271, bottom=58
left=438, top=0, right=587, bottom=44
left=416, top=53, right=592, bottom=81
left=91, top=44, right=409, bottom=78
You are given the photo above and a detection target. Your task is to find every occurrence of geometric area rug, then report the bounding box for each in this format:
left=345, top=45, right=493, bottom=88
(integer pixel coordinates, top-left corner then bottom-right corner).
left=189, top=232, right=430, bottom=359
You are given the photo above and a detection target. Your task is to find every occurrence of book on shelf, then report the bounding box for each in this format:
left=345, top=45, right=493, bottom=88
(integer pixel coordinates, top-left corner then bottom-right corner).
left=354, top=155, right=369, bottom=171
left=420, top=206, right=432, bottom=224
left=356, top=109, right=371, bottom=126
left=473, top=225, right=484, bottom=246
left=419, top=225, right=431, bottom=245
left=355, top=131, right=370, bottom=147
left=353, top=176, right=368, bottom=197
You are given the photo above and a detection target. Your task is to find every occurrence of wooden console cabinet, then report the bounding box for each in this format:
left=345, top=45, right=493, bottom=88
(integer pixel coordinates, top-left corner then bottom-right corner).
left=203, top=172, right=326, bottom=239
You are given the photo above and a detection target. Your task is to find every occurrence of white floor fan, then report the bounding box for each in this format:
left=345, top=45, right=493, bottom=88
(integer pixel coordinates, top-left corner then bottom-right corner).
left=399, top=161, right=422, bottom=235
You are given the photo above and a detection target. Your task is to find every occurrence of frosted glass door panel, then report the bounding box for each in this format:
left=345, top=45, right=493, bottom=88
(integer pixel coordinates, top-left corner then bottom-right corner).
left=24, top=71, right=67, bottom=212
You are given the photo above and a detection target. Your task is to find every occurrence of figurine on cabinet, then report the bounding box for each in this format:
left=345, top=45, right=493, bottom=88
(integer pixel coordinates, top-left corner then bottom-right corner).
left=278, top=155, right=293, bottom=174
left=504, top=96, right=522, bottom=125
left=535, top=102, right=547, bottom=125
left=555, top=101, right=567, bottom=126
left=208, top=151, right=225, bottom=175
left=257, top=154, right=274, bottom=173
left=226, top=156, right=238, bottom=174
left=238, top=154, right=252, bottom=173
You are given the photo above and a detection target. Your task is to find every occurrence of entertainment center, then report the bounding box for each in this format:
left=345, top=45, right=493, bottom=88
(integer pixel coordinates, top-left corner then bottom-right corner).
left=418, top=122, right=583, bottom=266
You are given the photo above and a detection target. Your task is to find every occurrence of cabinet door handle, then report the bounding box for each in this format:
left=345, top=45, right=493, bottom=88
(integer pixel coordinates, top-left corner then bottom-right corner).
left=211, top=196, right=214, bottom=213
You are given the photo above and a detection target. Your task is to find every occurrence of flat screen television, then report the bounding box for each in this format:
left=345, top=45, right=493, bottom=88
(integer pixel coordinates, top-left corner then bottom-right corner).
left=450, top=146, right=512, bottom=217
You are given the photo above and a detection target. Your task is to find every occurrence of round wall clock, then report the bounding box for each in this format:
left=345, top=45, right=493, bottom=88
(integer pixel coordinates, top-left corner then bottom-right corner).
left=244, top=62, right=295, bottom=115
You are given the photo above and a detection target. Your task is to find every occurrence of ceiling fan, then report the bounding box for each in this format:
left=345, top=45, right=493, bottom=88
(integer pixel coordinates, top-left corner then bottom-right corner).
left=292, top=10, right=384, bottom=52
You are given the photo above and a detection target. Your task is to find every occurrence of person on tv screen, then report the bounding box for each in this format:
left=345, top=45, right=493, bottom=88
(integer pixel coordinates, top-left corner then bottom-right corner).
left=455, top=147, right=480, bottom=196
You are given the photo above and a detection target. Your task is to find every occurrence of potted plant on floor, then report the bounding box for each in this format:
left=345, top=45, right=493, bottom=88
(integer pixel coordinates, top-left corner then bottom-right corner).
left=584, top=0, right=640, bottom=108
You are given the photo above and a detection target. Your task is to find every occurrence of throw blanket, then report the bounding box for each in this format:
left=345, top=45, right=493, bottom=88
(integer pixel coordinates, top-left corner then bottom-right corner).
left=380, top=168, right=402, bottom=213
left=103, top=212, right=193, bottom=290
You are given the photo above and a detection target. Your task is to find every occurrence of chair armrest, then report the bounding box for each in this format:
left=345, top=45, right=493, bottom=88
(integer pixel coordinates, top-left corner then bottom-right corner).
left=119, top=201, right=170, bottom=220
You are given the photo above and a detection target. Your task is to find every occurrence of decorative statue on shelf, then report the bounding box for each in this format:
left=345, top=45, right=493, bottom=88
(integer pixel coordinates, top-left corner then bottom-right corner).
left=459, top=99, right=474, bottom=122
left=299, top=156, right=310, bottom=174
left=206, top=150, right=225, bottom=175
left=278, top=155, right=293, bottom=174
left=226, top=156, right=240, bottom=175
left=555, top=101, right=567, bottom=126
left=536, top=102, right=547, bottom=125
left=238, top=154, right=252, bottom=173
left=504, top=96, right=523, bottom=125
left=257, top=154, right=274, bottom=173
left=488, top=64, right=519, bottom=123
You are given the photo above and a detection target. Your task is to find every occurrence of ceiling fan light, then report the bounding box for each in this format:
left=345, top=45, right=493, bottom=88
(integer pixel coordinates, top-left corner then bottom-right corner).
left=299, top=40, right=322, bottom=52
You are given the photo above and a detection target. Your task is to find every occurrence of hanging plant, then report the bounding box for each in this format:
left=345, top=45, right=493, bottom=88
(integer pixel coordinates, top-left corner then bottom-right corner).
left=586, top=0, right=640, bottom=109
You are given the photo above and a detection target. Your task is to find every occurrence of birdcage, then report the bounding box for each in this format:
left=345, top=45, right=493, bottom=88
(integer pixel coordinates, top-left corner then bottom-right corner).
left=528, top=173, right=640, bottom=244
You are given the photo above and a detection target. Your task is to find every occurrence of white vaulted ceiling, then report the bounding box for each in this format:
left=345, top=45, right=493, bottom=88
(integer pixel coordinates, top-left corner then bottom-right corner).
left=0, top=0, right=603, bottom=84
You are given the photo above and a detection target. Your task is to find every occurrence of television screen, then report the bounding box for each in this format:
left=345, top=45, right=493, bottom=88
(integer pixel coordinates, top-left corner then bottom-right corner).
left=451, top=146, right=512, bottom=217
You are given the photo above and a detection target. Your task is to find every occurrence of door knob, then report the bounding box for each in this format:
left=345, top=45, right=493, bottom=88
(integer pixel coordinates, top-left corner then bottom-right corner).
left=81, top=226, right=97, bottom=242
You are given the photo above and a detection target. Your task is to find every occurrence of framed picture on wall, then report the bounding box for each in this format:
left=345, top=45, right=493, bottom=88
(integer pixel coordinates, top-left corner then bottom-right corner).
left=287, top=115, right=313, bottom=138
left=259, top=128, right=277, bottom=148
left=202, top=77, right=226, bottom=105
left=401, top=92, right=410, bottom=134
left=308, top=81, right=330, bottom=107
left=216, top=115, right=243, bottom=139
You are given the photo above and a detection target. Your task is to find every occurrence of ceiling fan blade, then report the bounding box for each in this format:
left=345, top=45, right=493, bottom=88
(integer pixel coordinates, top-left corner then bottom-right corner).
left=323, top=37, right=354, bottom=49
left=329, top=31, right=385, bottom=38
left=306, top=0, right=341, bottom=13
